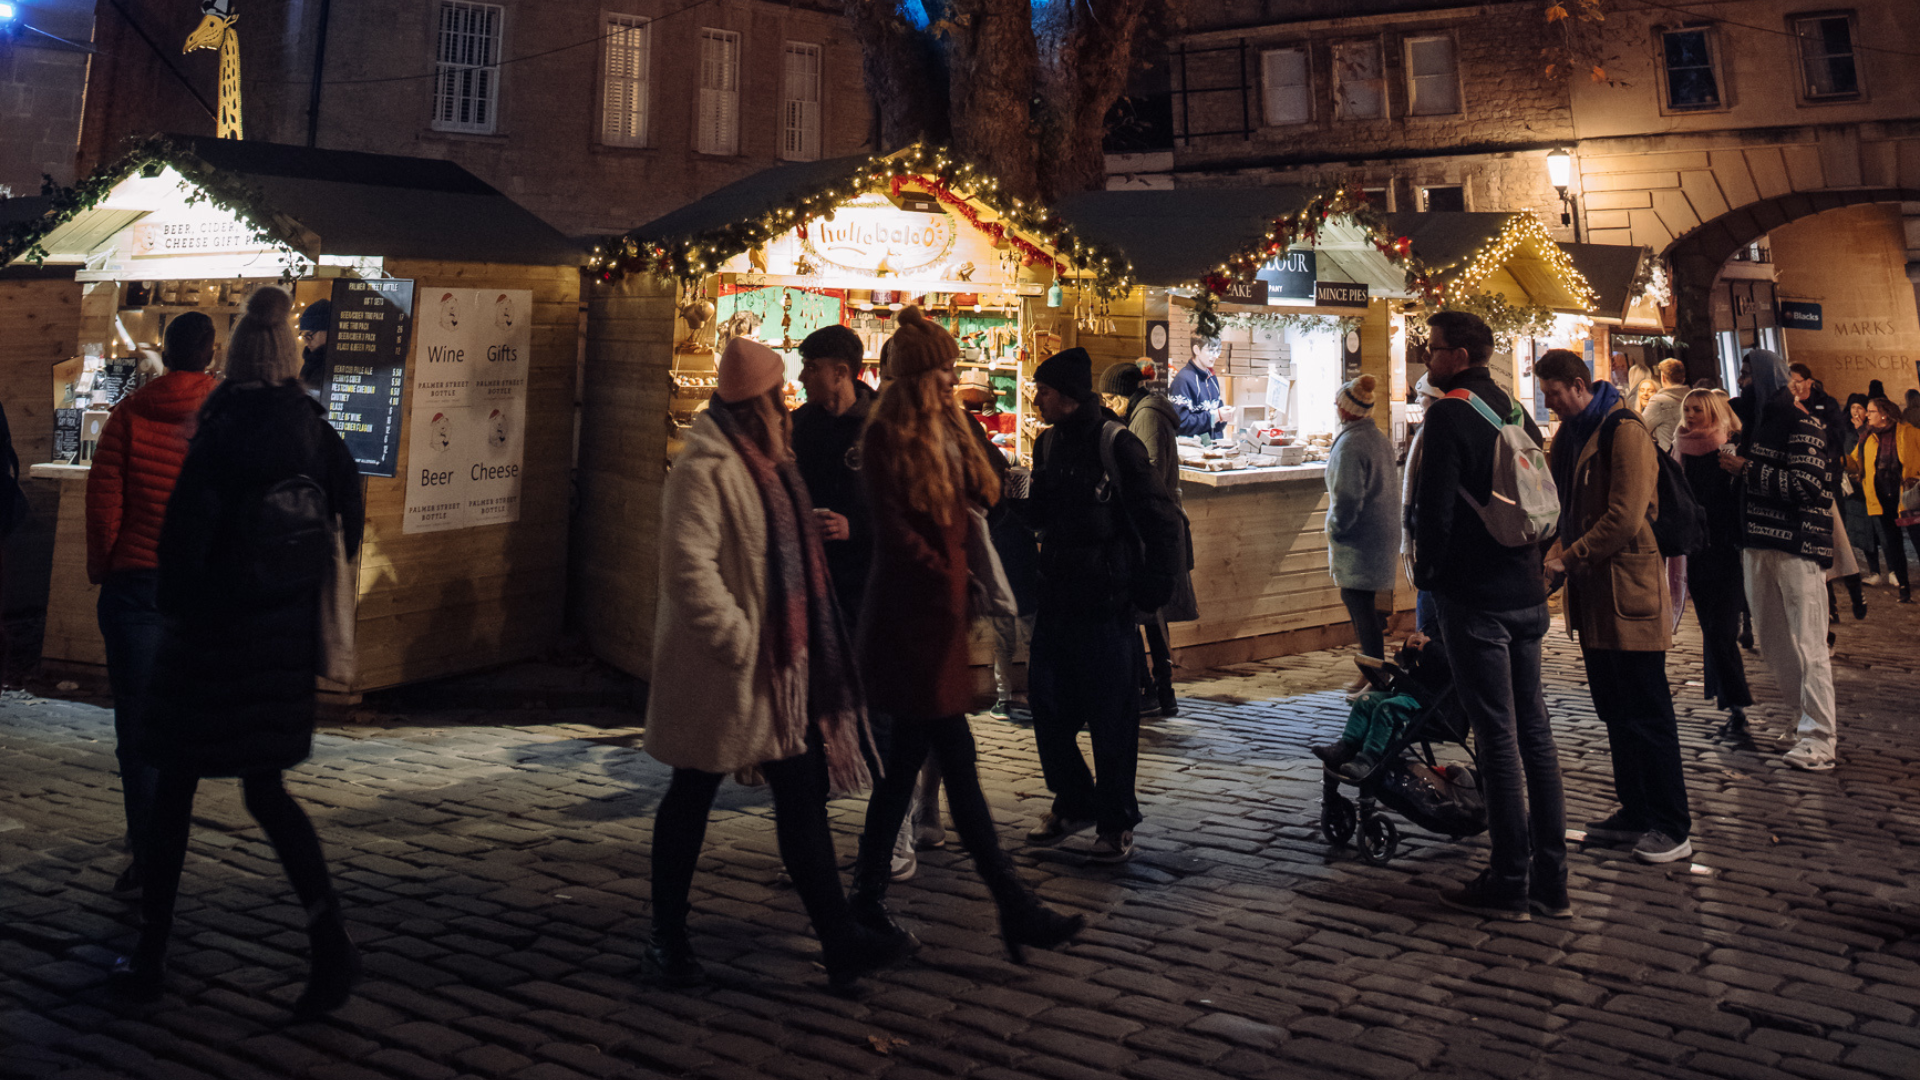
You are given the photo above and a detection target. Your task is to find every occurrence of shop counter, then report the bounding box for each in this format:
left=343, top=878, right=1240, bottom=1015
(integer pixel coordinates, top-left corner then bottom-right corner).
left=1178, top=463, right=1327, bottom=488
left=28, top=463, right=106, bottom=670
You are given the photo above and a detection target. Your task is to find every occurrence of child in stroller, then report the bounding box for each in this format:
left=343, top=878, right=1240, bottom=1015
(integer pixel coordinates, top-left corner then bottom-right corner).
left=1312, top=630, right=1453, bottom=780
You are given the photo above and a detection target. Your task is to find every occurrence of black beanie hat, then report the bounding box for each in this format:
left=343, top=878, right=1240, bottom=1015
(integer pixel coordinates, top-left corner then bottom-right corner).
left=799, top=323, right=864, bottom=366
left=1035, top=347, right=1094, bottom=400
left=299, top=298, right=332, bottom=332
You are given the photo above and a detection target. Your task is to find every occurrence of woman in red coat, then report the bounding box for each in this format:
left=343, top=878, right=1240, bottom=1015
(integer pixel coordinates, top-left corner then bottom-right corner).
left=850, top=306, right=1083, bottom=962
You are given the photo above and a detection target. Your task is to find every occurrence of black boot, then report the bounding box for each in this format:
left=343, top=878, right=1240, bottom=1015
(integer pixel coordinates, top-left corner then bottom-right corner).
left=848, top=858, right=918, bottom=947
left=1312, top=740, right=1358, bottom=768
left=293, top=897, right=361, bottom=1018
left=979, top=849, right=1083, bottom=964
left=1738, top=611, right=1755, bottom=650
left=1716, top=706, right=1748, bottom=739
left=821, top=922, right=916, bottom=989
left=108, top=928, right=167, bottom=1002
left=644, top=909, right=704, bottom=988
left=1847, top=575, right=1868, bottom=620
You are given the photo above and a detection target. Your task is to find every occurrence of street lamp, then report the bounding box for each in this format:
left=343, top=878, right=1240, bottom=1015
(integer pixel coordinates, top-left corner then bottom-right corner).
left=1546, top=149, right=1579, bottom=242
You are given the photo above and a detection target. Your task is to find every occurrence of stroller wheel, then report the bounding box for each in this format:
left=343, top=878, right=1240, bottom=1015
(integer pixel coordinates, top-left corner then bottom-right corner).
left=1357, top=815, right=1399, bottom=866
left=1320, top=794, right=1357, bottom=848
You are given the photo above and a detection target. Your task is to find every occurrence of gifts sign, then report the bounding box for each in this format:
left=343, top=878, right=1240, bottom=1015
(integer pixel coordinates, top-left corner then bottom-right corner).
left=402, top=289, right=532, bottom=534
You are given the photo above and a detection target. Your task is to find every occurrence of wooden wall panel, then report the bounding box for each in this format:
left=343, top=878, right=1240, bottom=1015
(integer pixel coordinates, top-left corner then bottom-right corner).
left=1, top=275, right=83, bottom=614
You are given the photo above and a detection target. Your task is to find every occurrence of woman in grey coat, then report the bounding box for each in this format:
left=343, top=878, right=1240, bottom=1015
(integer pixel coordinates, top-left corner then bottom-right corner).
left=1325, top=375, right=1398, bottom=682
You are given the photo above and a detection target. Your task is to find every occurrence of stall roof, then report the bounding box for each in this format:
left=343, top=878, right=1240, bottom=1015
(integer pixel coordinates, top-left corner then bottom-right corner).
left=5, top=135, right=582, bottom=268
left=630, top=156, right=872, bottom=243
left=1561, top=241, right=1650, bottom=322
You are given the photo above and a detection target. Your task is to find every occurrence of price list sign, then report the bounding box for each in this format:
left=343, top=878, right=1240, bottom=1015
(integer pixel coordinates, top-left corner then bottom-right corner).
left=323, top=278, right=414, bottom=477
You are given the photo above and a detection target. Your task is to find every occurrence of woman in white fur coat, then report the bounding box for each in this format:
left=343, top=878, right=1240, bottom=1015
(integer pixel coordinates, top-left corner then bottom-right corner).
left=642, top=336, right=911, bottom=990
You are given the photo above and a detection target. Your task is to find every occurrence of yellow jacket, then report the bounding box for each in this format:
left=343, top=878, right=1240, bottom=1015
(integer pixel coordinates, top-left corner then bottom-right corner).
left=1854, top=422, right=1920, bottom=516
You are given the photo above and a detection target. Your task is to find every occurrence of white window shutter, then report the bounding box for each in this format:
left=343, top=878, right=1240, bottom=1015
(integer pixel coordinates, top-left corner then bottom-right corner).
left=1261, top=48, right=1309, bottom=126
left=1407, top=36, right=1459, bottom=116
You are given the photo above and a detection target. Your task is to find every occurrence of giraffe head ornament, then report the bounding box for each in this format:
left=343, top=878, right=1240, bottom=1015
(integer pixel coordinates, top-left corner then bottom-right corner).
left=184, top=0, right=243, bottom=139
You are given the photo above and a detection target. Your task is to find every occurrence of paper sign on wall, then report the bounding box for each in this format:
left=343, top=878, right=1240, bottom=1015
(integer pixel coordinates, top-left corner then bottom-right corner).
left=402, top=288, right=531, bottom=534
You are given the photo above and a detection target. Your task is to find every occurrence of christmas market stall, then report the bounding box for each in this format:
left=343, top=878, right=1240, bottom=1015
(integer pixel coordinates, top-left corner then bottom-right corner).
left=2, top=136, right=583, bottom=695
left=575, top=145, right=1129, bottom=680
left=1052, top=186, right=1601, bottom=667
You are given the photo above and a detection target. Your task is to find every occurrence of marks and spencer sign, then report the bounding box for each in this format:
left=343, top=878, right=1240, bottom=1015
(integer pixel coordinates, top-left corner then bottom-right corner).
left=803, top=194, right=958, bottom=277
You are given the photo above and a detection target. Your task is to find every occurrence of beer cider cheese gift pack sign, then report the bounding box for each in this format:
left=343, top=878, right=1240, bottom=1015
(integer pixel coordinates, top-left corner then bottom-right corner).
left=403, top=289, right=533, bottom=533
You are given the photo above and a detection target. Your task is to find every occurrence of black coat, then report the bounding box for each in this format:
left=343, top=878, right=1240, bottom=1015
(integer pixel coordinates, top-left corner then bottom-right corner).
left=791, top=382, right=875, bottom=626
left=144, top=382, right=364, bottom=777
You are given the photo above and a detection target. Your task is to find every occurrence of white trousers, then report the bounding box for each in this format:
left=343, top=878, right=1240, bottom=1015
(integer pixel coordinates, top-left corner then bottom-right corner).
left=1743, top=548, right=1838, bottom=751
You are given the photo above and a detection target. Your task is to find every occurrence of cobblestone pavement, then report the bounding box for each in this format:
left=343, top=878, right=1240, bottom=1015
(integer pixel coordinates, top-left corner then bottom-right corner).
left=5, top=591, right=1920, bottom=1080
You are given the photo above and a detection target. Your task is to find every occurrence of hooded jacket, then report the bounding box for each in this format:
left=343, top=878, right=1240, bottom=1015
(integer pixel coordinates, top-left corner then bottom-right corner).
left=1325, top=414, right=1398, bottom=592
left=85, top=370, right=219, bottom=581
left=1640, top=384, right=1688, bottom=451
left=1125, top=389, right=1182, bottom=504
left=1736, top=351, right=1833, bottom=568
left=1168, top=361, right=1225, bottom=438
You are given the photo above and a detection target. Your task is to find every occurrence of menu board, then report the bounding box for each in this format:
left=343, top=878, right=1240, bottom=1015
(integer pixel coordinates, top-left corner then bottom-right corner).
left=53, top=409, right=81, bottom=463
left=323, top=278, right=414, bottom=477
left=401, top=288, right=531, bottom=534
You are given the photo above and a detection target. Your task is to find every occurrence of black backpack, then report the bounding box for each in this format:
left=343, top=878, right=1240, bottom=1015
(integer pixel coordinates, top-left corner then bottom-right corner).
left=241, top=475, right=333, bottom=595
left=1601, top=412, right=1706, bottom=558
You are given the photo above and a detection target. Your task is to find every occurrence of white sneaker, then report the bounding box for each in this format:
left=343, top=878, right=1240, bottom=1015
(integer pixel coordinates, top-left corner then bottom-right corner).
left=891, top=817, right=917, bottom=881
left=1783, top=740, right=1836, bottom=772
left=1861, top=573, right=1884, bottom=587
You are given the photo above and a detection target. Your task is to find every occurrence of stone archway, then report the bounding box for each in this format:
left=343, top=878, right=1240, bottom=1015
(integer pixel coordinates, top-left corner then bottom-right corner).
left=1664, top=188, right=1920, bottom=382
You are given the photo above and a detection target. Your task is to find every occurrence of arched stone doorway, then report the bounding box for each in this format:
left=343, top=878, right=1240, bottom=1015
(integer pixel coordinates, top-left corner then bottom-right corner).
left=1663, top=188, right=1920, bottom=383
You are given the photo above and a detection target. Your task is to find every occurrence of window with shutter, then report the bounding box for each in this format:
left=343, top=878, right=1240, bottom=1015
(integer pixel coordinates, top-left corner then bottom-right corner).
left=432, top=1, right=503, bottom=134
left=602, top=14, right=650, bottom=146
left=1333, top=41, right=1385, bottom=120
left=1405, top=35, right=1460, bottom=116
left=697, top=28, right=741, bottom=156
left=1260, top=48, right=1310, bottom=126
left=782, top=42, right=822, bottom=161
left=1661, top=28, right=1722, bottom=110
left=1793, top=14, right=1860, bottom=100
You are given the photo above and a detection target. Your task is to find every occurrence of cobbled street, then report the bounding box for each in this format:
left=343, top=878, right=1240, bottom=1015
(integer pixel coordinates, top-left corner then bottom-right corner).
left=4, top=596, right=1920, bottom=1080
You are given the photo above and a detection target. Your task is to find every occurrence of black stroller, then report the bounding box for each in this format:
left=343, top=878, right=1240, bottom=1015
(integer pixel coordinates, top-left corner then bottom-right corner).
left=1318, top=640, right=1488, bottom=865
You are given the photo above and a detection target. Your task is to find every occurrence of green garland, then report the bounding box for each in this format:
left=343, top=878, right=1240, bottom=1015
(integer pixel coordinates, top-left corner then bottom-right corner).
left=587, top=143, right=1134, bottom=298
left=1, top=135, right=307, bottom=280
left=1404, top=291, right=1562, bottom=350
left=1214, top=310, right=1361, bottom=336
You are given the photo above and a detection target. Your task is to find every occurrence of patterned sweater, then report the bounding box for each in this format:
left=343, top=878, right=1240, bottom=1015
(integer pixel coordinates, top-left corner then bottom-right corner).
left=1737, top=392, right=1834, bottom=569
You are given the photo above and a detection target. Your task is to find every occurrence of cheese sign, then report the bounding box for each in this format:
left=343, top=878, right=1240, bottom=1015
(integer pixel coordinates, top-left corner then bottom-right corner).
left=131, top=219, right=272, bottom=257
left=802, top=194, right=958, bottom=277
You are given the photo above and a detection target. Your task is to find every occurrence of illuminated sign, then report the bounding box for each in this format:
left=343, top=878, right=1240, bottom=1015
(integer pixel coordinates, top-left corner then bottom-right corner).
left=131, top=218, right=272, bottom=257
left=802, top=194, right=957, bottom=277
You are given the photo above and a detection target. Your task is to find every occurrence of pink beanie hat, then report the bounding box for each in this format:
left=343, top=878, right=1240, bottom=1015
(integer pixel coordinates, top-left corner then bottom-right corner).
left=716, top=336, right=784, bottom=404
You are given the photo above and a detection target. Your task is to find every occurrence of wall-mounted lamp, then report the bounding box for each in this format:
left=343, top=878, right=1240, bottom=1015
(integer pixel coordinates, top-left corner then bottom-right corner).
left=1546, top=149, right=1580, bottom=242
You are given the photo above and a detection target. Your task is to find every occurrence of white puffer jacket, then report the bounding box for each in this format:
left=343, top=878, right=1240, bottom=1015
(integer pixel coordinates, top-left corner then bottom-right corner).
left=643, top=411, right=785, bottom=773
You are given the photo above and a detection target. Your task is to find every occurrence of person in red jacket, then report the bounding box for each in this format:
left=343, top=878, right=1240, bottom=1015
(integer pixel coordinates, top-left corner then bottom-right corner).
left=85, top=312, right=218, bottom=896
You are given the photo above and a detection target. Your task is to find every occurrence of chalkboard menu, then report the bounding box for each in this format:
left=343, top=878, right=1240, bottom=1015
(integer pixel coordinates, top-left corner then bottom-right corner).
left=323, top=278, right=414, bottom=477
left=95, top=361, right=137, bottom=406
left=53, top=409, right=81, bottom=463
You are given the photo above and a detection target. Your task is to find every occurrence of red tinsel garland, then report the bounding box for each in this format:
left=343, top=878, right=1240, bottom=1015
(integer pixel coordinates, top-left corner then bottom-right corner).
left=890, top=174, right=1064, bottom=273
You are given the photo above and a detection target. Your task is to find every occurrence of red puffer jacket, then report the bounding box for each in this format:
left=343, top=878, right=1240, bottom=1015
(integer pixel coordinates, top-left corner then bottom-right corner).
left=86, top=370, right=218, bottom=582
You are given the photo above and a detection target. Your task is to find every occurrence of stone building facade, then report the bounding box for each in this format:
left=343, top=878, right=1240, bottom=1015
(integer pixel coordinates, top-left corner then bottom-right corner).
left=1114, top=0, right=1920, bottom=397
left=78, top=0, right=873, bottom=238
left=0, top=0, right=93, bottom=195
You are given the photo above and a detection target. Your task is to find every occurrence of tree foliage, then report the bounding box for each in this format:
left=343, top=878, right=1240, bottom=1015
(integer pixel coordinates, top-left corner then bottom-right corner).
left=841, top=1, right=1176, bottom=202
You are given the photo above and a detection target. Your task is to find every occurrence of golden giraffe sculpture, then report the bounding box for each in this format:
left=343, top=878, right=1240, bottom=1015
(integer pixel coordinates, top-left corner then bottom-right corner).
left=184, top=0, right=243, bottom=139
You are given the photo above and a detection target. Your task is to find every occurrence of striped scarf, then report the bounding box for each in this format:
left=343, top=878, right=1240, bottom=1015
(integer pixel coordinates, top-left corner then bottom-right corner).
left=707, top=400, right=875, bottom=795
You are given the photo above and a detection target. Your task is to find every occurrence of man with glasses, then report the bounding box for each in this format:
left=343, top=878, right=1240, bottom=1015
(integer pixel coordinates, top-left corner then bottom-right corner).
left=1409, top=311, right=1567, bottom=921
left=299, top=299, right=332, bottom=390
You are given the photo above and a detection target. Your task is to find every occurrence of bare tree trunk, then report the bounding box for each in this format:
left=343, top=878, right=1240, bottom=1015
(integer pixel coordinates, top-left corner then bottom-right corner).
left=842, top=0, right=950, bottom=149
left=1033, top=1, right=1155, bottom=201
left=947, top=0, right=1039, bottom=200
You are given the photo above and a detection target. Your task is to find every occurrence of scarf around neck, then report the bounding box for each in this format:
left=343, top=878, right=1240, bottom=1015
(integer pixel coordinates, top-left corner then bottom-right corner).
left=1550, top=380, right=1622, bottom=521
left=706, top=399, right=875, bottom=795
left=1672, top=420, right=1728, bottom=459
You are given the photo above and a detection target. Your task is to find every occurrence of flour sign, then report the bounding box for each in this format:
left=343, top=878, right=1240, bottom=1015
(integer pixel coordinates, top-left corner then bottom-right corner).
left=803, top=194, right=957, bottom=277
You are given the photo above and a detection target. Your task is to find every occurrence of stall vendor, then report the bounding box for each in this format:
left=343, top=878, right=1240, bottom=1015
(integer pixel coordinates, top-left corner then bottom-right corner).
left=1169, top=336, right=1229, bottom=439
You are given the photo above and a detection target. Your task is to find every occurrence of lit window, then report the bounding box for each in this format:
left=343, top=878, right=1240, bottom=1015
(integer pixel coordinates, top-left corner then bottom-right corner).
left=433, top=1, right=503, bottom=134
left=1260, top=47, right=1310, bottom=126
left=782, top=43, right=822, bottom=161
left=697, top=29, right=741, bottom=156
left=602, top=14, right=650, bottom=147
left=1794, top=14, right=1860, bottom=99
left=1333, top=41, right=1386, bottom=119
left=1661, top=28, right=1721, bottom=110
left=1423, top=185, right=1465, bottom=212
left=1405, top=35, right=1460, bottom=116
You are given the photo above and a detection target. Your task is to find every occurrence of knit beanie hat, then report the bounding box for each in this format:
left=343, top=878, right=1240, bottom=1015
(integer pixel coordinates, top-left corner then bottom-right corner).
left=1035, top=347, right=1094, bottom=401
left=299, top=298, right=332, bottom=333
left=885, top=306, right=956, bottom=377
left=717, top=336, right=784, bottom=404
left=799, top=324, right=864, bottom=366
left=1099, top=360, right=1146, bottom=398
left=1336, top=373, right=1377, bottom=416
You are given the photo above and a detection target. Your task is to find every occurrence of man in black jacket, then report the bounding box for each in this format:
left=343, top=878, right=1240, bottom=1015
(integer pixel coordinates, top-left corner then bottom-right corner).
left=1409, top=311, right=1567, bottom=921
left=792, top=325, right=875, bottom=623
left=1018, top=348, right=1183, bottom=864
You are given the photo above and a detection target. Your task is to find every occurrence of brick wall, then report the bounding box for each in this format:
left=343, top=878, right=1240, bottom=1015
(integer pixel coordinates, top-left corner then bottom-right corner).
left=81, top=0, right=873, bottom=239
left=0, top=0, right=93, bottom=193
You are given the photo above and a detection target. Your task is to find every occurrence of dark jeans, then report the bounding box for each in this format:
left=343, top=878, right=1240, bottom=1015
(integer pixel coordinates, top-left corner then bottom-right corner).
left=1433, top=597, right=1564, bottom=899
left=1688, top=552, right=1752, bottom=709
left=1873, top=511, right=1920, bottom=587
left=857, top=714, right=1021, bottom=901
left=649, top=735, right=851, bottom=942
left=1029, top=612, right=1142, bottom=834
left=1341, top=587, right=1386, bottom=660
left=1582, top=648, right=1692, bottom=841
left=98, top=569, right=166, bottom=869
left=1135, top=614, right=1172, bottom=696
left=142, top=771, right=335, bottom=947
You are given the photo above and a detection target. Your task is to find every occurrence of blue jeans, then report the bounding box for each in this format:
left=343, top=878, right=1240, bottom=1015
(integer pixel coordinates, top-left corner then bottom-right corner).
left=1433, top=597, right=1565, bottom=899
left=1029, top=612, right=1142, bottom=834
left=98, top=569, right=165, bottom=869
